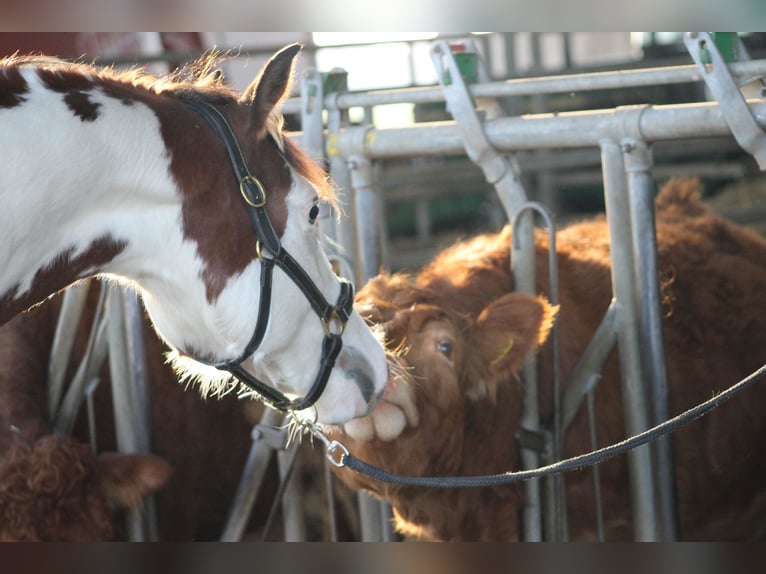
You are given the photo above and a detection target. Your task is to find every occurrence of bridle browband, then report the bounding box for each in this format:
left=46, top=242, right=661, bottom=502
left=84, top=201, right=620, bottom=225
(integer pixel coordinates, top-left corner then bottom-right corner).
left=180, top=95, right=354, bottom=412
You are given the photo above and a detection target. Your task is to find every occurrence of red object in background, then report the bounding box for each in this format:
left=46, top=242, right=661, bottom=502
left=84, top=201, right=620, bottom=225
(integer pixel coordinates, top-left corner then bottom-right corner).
left=0, top=33, right=203, bottom=61
left=159, top=32, right=204, bottom=54
left=0, top=33, right=81, bottom=58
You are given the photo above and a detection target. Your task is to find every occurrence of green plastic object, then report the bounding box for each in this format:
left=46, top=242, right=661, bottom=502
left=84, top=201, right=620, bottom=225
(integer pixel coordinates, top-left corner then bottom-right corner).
left=442, top=50, right=479, bottom=86
left=700, top=32, right=740, bottom=64
left=322, top=69, right=348, bottom=94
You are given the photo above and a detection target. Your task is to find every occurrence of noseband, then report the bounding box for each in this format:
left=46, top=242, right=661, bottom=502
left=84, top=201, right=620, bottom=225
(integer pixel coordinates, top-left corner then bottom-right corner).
left=181, top=95, right=354, bottom=412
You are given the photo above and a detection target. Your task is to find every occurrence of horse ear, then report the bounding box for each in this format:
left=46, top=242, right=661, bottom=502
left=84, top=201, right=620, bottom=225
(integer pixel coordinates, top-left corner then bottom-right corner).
left=467, top=293, right=558, bottom=401
left=97, top=452, right=173, bottom=509
left=239, top=43, right=302, bottom=136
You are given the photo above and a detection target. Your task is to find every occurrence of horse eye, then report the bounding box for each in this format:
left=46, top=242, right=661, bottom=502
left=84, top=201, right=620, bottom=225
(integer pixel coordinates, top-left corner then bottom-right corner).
left=437, top=340, right=453, bottom=360
left=308, top=203, right=320, bottom=224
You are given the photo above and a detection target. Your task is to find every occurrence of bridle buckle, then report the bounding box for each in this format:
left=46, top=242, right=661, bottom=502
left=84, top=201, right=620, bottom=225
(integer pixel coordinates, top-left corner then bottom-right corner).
left=240, top=175, right=267, bottom=208
left=322, top=308, right=347, bottom=338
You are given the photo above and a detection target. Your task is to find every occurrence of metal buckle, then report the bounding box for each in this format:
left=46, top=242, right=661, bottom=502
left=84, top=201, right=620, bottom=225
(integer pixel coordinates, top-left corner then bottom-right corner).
left=255, top=240, right=264, bottom=262
left=240, top=175, right=267, bottom=208
left=322, top=308, right=347, bottom=337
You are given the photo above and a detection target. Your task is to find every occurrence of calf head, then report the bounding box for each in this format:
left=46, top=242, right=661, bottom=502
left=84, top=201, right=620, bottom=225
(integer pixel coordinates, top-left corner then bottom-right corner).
left=0, top=435, right=172, bottom=541
left=331, top=273, right=557, bottom=498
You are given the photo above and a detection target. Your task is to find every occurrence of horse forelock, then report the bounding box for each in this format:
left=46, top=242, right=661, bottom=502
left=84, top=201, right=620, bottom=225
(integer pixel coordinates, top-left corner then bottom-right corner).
left=281, top=135, right=337, bottom=208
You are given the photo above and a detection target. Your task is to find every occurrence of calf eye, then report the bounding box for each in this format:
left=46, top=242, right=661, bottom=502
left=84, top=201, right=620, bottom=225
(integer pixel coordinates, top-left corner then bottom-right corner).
left=437, top=339, right=453, bottom=360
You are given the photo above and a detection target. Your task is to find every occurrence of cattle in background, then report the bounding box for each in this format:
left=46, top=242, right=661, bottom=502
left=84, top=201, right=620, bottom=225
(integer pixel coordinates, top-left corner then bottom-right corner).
left=0, top=286, right=358, bottom=541
left=330, top=178, right=766, bottom=541
left=0, top=300, right=172, bottom=541
left=0, top=287, right=259, bottom=541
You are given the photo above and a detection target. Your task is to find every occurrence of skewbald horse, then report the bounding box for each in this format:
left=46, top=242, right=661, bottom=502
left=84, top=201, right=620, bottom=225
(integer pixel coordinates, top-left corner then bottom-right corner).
left=0, top=45, right=388, bottom=424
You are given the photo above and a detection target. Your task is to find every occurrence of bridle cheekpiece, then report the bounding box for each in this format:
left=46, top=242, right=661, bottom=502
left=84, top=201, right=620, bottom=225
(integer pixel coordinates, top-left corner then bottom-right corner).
left=181, top=95, right=354, bottom=412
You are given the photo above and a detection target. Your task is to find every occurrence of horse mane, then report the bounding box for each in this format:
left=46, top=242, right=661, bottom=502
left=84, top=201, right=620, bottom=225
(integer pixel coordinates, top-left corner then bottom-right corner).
left=1, top=50, right=235, bottom=98
left=1, top=51, right=337, bottom=207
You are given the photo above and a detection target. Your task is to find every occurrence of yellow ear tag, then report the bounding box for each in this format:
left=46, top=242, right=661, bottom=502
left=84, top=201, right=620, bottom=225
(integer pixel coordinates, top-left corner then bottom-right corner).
left=490, top=337, right=514, bottom=366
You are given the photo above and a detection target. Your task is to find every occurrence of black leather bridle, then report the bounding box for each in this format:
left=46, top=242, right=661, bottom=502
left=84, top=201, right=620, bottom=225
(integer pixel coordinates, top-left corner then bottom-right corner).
left=181, top=95, right=354, bottom=412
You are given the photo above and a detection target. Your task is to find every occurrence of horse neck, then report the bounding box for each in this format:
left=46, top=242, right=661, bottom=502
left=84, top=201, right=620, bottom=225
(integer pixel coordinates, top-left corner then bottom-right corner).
left=0, top=73, right=182, bottom=325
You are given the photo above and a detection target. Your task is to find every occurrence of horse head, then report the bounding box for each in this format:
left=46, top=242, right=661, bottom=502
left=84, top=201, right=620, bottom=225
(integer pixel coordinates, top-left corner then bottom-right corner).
left=143, top=45, right=390, bottom=423
left=0, top=45, right=389, bottom=424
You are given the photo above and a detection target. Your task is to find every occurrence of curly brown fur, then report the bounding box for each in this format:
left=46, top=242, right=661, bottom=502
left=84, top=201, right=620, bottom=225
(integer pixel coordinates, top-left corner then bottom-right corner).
left=0, top=435, right=113, bottom=541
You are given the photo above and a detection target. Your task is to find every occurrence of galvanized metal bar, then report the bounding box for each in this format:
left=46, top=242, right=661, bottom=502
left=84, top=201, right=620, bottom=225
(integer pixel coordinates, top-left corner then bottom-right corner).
left=325, top=79, right=360, bottom=278
left=600, top=138, right=658, bottom=541
left=512, top=203, right=563, bottom=542
left=120, top=289, right=153, bottom=454
left=106, top=286, right=158, bottom=541
left=685, top=33, right=766, bottom=169
left=316, top=100, right=766, bottom=160
left=301, top=68, right=341, bottom=255
left=561, top=300, right=618, bottom=432
left=282, top=59, right=766, bottom=113
left=346, top=133, right=385, bottom=285
left=322, top=457, right=339, bottom=541
left=52, top=287, right=110, bottom=436
left=121, top=287, right=159, bottom=541
left=47, top=280, right=91, bottom=420
left=623, top=138, right=679, bottom=542
left=586, top=391, right=605, bottom=542
left=431, top=38, right=540, bottom=540
left=276, top=444, right=306, bottom=541
left=357, top=492, right=385, bottom=542
left=220, top=408, right=285, bottom=541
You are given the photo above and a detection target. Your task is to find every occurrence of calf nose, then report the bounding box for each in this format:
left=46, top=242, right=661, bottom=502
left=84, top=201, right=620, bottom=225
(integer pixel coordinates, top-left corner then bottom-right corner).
left=338, top=346, right=377, bottom=405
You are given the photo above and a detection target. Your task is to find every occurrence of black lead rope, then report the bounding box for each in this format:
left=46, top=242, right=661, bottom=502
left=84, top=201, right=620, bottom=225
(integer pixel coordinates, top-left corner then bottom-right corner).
left=180, top=94, right=354, bottom=413
left=312, top=363, right=766, bottom=488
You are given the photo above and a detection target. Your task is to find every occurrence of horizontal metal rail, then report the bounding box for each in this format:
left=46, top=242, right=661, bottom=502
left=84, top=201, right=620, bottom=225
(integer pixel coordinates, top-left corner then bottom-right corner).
left=312, top=100, right=766, bottom=159
left=283, top=59, right=766, bottom=114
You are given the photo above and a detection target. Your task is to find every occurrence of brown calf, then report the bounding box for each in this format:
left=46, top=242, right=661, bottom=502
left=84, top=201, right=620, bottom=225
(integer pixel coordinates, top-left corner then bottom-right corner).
left=330, top=179, right=766, bottom=541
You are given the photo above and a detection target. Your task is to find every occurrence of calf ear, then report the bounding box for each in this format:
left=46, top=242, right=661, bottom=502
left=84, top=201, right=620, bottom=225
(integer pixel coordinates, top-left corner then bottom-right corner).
left=468, top=293, right=558, bottom=401
left=97, top=452, right=173, bottom=509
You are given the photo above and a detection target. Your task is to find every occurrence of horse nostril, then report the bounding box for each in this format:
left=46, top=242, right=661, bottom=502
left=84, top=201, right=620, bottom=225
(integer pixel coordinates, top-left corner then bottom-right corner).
left=347, top=367, right=375, bottom=404
left=339, top=347, right=376, bottom=404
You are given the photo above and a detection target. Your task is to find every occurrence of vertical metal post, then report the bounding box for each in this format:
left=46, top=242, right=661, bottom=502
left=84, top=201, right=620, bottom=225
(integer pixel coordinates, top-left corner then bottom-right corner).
left=599, top=138, right=659, bottom=541
left=348, top=143, right=385, bottom=286
left=431, top=38, right=541, bottom=540
left=325, top=74, right=360, bottom=274
left=277, top=446, right=307, bottom=541
left=47, top=280, right=91, bottom=420
left=341, top=126, right=392, bottom=542
left=106, top=285, right=156, bottom=541
left=623, top=138, right=679, bottom=541
left=220, top=408, right=284, bottom=541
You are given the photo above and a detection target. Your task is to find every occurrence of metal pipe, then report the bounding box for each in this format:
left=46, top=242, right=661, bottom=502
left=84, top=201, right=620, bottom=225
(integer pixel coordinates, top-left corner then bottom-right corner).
left=586, top=391, right=605, bottom=542
left=623, top=139, right=679, bottom=541
left=347, top=144, right=385, bottom=284
left=277, top=445, right=306, bottom=541
left=52, top=287, right=110, bottom=436
left=107, top=286, right=156, bottom=541
left=561, top=300, right=618, bottom=432
left=600, top=138, right=658, bottom=541
left=47, top=280, right=91, bottom=420
left=315, top=101, right=766, bottom=160
left=326, top=94, right=360, bottom=275
left=283, top=59, right=766, bottom=113
left=220, top=408, right=284, bottom=541
left=513, top=203, right=563, bottom=541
